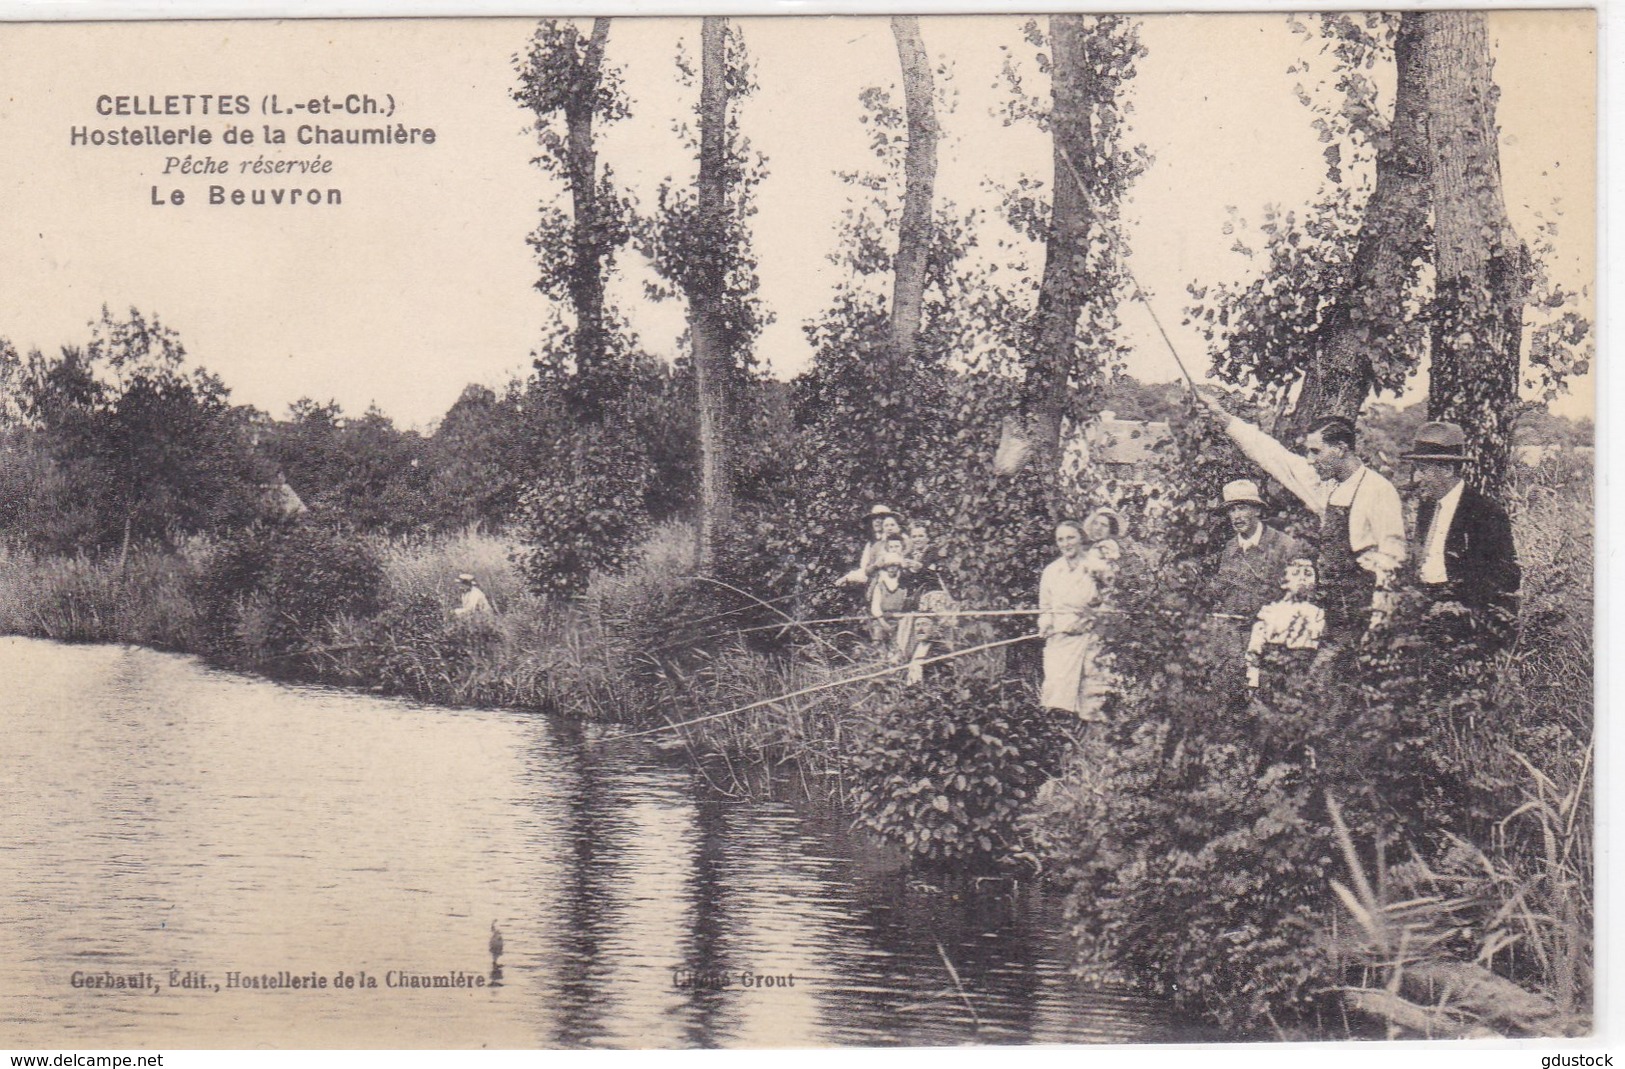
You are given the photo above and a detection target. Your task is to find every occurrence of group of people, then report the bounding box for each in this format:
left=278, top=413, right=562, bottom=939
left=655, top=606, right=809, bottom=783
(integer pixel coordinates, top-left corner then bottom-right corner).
left=839, top=505, right=955, bottom=683
left=1034, top=402, right=1521, bottom=718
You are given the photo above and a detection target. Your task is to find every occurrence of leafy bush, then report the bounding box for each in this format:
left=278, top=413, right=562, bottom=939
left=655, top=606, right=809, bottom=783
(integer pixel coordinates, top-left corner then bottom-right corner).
left=514, top=409, right=655, bottom=598
left=850, top=675, right=1074, bottom=871
left=1033, top=723, right=1340, bottom=1033
left=195, top=523, right=382, bottom=663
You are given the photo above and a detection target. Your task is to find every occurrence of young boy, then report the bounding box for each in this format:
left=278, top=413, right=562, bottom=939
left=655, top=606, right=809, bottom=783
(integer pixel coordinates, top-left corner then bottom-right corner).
left=1246, top=557, right=1326, bottom=690
left=868, top=538, right=915, bottom=645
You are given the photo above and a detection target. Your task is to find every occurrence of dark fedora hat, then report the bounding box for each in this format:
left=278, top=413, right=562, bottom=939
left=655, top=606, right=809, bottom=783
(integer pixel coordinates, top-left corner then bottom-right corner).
left=1403, top=421, right=1469, bottom=462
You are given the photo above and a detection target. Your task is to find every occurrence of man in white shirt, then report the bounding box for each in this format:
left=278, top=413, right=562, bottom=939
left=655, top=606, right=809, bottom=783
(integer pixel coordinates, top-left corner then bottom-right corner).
left=1403, top=421, right=1520, bottom=645
left=1200, top=395, right=1406, bottom=638
left=453, top=573, right=493, bottom=617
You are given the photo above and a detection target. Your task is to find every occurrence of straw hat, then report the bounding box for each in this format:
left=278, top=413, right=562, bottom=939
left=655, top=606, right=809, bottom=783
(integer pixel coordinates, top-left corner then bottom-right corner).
left=1220, top=479, right=1266, bottom=508
left=861, top=504, right=900, bottom=531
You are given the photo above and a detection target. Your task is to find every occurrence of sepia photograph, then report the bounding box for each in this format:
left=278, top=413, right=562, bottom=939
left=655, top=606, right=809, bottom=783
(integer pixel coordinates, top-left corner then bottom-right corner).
left=0, top=6, right=1599, bottom=1053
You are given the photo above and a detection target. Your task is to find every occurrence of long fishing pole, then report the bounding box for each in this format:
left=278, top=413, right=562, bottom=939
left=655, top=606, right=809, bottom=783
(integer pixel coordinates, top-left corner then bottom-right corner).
left=1056, top=143, right=1201, bottom=395
left=665, top=586, right=805, bottom=633
left=647, top=607, right=1052, bottom=651
left=653, top=604, right=1251, bottom=650
left=602, top=632, right=1042, bottom=743
left=936, top=942, right=983, bottom=1030
left=679, top=575, right=854, bottom=663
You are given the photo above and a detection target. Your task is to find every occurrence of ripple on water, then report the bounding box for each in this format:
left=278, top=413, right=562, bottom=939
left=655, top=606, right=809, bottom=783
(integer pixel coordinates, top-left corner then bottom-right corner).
left=1, top=637, right=1173, bottom=1048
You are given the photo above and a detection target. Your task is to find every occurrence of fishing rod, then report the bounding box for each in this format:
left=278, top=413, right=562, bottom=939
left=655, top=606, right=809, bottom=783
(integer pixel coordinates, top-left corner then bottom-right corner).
left=648, top=607, right=1061, bottom=649
left=664, top=585, right=805, bottom=633
left=679, top=575, right=854, bottom=663
left=1056, top=143, right=1201, bottom=395
left=652, top=604, right=1252, bottom=650
left=602, top=632, right=1043, bottom=743
left=642, top=607, right=1055, bottom=654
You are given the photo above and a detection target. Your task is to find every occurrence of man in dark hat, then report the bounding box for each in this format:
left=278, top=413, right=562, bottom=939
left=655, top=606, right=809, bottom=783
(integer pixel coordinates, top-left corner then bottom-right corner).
left=1404, top=421, right=1520, bottom=646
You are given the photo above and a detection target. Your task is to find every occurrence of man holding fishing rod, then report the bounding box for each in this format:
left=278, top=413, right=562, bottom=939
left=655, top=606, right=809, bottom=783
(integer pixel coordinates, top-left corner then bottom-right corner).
left=1197, top=394, right=1407, bottom=643
left=1055, top=139, right=1408, bottom=643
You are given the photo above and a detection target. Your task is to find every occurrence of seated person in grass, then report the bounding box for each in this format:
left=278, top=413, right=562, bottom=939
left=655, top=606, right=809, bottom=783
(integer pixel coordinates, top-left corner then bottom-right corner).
left=1246, top=557, right=1325, bottom=691
left=453, top=573, right=494, bottom=617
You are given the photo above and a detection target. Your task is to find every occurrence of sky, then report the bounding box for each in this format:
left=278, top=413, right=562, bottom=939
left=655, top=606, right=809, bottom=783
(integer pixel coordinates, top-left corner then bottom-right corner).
left=0, top=12, right=1596, bottom=429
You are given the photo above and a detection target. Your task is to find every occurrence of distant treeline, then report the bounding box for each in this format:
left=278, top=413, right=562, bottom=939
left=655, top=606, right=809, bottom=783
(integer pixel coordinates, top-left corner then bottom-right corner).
left=0, top=308, right=1589, bottom=583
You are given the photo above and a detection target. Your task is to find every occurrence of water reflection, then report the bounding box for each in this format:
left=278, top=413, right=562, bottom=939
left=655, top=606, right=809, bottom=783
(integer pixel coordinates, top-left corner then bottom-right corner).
left=1, top=637, right=1170, bottom=1048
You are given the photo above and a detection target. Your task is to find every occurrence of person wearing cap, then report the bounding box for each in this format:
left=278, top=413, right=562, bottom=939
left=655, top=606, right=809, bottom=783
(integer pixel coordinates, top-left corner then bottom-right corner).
left=1208, top=479, right=1310, bottom=621
left=1199, top=395, right=1406, bottom=639
left=453, top=573, right=493, bottom=617
left=840, top=505, right=918, bottom=587
left=1404, top=421, right=1520, bottom=642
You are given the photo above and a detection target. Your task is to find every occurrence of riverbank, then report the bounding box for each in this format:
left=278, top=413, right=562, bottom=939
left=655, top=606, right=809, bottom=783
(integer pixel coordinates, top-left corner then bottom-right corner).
left=0, top=522, right=871, bottom=802
left=0, top=454, right=1594, bottom=1039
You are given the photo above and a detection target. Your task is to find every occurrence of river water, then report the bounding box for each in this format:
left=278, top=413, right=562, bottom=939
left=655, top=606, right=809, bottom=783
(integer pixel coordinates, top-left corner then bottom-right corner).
left=1, top=636, right=1169, bottom=1048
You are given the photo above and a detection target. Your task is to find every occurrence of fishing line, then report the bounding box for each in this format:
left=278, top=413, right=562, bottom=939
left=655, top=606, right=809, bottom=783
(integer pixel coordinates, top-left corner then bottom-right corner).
left=664, top=585, right=804, bottom=632
left=1056, top=143, right=1201, bottom=394
left=602, top=632, right=1042, bottom=743
left=653, top=604, right=1250, bottom=650
left=679, top=575, right=855, bottom=663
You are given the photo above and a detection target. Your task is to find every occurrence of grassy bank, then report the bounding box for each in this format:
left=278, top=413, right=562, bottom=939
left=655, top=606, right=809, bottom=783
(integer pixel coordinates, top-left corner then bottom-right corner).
left=0, top=521, right=861, bottom=748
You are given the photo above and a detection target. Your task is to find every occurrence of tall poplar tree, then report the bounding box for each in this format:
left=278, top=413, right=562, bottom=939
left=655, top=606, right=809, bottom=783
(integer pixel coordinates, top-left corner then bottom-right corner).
left=888, top=15, right=938, bottom=371
left=1016, top=15, right=1145, bottom=504
left=1415, top=10, right=1528, bottom=491
left=640, top=18, right=769, bottom=572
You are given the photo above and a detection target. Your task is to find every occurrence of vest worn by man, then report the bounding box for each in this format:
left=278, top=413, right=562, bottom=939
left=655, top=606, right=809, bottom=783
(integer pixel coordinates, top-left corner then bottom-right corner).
left=1318, top=470, right=1375, bottom=638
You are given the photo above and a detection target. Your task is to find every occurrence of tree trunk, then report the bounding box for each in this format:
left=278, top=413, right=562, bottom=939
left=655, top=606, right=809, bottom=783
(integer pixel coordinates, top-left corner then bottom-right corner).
left=691, top=16, right=735, bottom=570
left=1022, top=14, right=1098, bottom=480
left=1287, top=14, right=1431, bottom=439
left=1416, top=10, right=1527, bottom=493
left=888, top=15, right=938, bottom=370
left=564, top=18, right=613, bottom=395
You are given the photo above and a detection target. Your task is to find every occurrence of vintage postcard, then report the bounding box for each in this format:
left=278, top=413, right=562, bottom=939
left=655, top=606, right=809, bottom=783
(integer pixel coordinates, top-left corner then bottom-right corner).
left=0, top=9, right=1598, bottom=1055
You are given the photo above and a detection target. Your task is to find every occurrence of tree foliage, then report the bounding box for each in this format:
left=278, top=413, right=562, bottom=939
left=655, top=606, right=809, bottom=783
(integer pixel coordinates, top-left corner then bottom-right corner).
left=0, top=308, right=265, bottom=554
left=1187, top=13, right=1588, bottom=491
left=513, top=18, right=634, bottom=407
left=507, top=18, right=706, bottom=592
